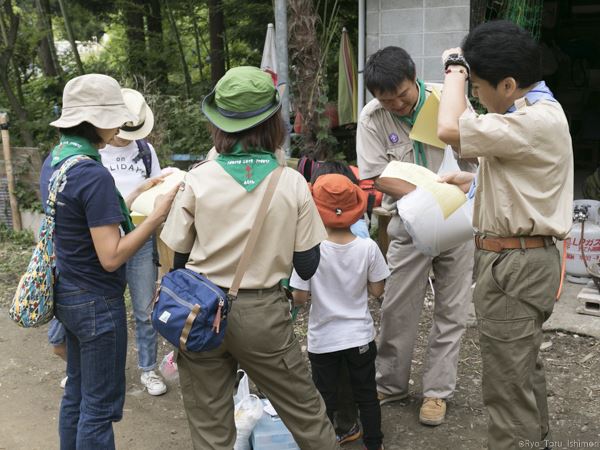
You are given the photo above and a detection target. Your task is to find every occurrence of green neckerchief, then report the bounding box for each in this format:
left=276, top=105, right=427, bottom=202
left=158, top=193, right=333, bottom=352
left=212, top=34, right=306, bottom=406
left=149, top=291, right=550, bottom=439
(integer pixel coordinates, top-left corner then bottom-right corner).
left=216, top=142, right=279, bottom=192
left=51, top=135, right=135, bottom=234
left=397, top=78, right=428, bottom=167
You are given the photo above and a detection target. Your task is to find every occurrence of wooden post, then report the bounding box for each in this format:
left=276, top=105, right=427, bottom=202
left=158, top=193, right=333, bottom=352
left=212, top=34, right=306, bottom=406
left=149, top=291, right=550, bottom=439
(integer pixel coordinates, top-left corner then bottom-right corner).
left=0, top=113, right=22, bottom=231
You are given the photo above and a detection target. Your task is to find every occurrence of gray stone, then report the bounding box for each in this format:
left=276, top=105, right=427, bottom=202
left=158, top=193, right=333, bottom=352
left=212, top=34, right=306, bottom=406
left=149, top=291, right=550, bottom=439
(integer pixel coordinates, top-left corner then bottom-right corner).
left=424, top=6, right=470, bottom=32
left=367, top=0, right=379, bottom=12
left=366, top=35, right=380, bottom=59
left=544, top=280, right=600, bottom=339
left=380, top=33, right=423, bottom=56
left=413, top=57, right=424, bottom=80
left=382, top=0, right=423, bottom=9
left=423, top=56, right=443, bottom=82
left=367, top=12, right=379, bottom=34
left=425, top=0, right=469, bottom=6
left=381, top=9, right=424, bottom=34
left=423, top=31, right=468, bottom=57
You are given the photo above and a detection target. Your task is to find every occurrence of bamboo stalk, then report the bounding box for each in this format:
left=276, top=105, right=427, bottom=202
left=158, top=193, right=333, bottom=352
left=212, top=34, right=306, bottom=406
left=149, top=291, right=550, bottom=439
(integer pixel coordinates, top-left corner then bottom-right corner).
left=0, top=113, right=22, bottom=231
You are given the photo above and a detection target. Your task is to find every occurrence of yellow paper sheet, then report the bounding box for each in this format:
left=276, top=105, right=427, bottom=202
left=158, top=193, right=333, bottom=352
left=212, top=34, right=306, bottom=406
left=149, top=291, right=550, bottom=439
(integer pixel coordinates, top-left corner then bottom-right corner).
left=380, top=161, right=466, bottom=218
left=130, top=212, right=146, bottom=225
left=409, top=88, right=446, bottom=149
left=131, top=169, right=186, bottom=217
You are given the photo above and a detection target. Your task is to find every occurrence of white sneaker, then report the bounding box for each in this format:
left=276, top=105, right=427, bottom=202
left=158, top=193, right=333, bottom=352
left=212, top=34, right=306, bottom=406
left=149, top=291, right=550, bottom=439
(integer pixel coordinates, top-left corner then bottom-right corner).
left=60, top=376, right=68, bottom=389
left=141, top=370, right=167, bottom=396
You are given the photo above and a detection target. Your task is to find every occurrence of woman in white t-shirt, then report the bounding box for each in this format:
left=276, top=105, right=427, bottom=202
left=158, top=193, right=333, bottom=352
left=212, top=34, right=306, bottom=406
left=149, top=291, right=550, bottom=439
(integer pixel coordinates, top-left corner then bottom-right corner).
left=99, top=88, right=167, bottom=396
left=291, top=174, right=390, bottom=450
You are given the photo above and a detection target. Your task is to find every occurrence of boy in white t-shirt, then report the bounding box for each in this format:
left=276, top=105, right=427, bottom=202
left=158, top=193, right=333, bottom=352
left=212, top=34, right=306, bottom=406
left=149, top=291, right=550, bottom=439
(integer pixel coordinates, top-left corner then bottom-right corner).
left=291, top=174, right=390, bottom=450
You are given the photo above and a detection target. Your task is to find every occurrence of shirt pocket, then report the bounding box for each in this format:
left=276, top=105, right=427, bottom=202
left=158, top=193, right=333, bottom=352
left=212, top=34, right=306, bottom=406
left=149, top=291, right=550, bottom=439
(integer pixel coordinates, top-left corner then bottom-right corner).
left=386, top=142, right=414, bottom=163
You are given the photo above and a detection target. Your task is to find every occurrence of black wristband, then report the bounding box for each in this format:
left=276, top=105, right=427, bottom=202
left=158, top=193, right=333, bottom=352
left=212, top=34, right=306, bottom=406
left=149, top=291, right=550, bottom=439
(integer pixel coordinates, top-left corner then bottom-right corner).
left=444, top=53, right=470, bottom=76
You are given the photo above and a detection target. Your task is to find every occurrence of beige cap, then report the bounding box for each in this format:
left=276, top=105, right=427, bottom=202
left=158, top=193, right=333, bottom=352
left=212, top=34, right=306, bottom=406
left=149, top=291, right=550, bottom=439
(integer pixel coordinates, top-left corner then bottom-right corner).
left=50, top=74, right=137, bottom=129
left=116, top=88, right=155, bottom=140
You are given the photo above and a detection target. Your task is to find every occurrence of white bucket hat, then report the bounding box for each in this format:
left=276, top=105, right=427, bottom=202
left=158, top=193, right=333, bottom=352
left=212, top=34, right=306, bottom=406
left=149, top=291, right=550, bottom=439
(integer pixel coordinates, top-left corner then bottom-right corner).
left=116, top=88, right=155, bottom=140
left=50, top=74, right=136, bottom=129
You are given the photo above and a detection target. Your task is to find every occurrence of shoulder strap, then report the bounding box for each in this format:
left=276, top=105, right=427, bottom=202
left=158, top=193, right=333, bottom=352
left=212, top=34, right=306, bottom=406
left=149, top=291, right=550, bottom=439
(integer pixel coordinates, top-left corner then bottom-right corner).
left=228, top=166, right=284, bottom=298
left=134, top=139, right=152, bottom=178
left=46, top=155, right=91, bottom=218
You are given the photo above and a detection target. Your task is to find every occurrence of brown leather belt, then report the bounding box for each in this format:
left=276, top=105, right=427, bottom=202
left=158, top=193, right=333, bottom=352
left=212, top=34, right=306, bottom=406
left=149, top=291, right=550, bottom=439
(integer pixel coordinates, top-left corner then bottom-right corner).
left=474, top=235, right=554, bottom=253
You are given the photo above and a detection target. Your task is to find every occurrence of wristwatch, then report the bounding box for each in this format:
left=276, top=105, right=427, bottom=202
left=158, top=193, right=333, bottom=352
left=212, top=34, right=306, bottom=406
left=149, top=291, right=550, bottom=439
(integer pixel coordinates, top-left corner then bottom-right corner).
left=444, top=53, right=470, bottom=76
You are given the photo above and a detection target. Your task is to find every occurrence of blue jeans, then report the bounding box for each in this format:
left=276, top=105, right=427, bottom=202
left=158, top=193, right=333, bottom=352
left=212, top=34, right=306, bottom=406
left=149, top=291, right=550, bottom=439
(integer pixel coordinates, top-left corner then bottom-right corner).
left=48, top=317, right=66, bottom=346
left=55, top=277, right=127, bottom=450
left=126, top=237, right=159, bottom=371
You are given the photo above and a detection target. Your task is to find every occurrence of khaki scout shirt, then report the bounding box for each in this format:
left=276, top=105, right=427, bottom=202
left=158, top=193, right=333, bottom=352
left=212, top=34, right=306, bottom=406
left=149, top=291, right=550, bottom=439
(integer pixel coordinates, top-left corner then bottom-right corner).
left=160, top=161, right=327, bottom=289
left=356, top=82, right=475, bottom=211
left=459, top=99, right=573, bottom=239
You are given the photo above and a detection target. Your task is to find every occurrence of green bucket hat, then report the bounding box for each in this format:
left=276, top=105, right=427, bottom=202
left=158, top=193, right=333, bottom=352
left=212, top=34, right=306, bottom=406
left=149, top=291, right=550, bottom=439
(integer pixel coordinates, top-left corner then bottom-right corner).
left=202, top=66, right=281, bottom=133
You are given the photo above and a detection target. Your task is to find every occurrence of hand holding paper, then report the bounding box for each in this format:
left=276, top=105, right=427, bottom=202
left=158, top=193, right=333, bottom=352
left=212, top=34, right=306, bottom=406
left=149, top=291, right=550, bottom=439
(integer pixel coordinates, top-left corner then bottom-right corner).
left=131, top=168, right=186, bottom=217
left=379, top=161, right=466, bottom=218
left=438, top=171, right=475, bottom=194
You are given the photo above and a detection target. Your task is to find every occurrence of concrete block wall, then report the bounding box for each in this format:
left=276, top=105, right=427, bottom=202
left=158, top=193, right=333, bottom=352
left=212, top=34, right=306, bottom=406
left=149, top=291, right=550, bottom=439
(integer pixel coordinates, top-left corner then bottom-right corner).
left=366, top=0, right=470, bottom=84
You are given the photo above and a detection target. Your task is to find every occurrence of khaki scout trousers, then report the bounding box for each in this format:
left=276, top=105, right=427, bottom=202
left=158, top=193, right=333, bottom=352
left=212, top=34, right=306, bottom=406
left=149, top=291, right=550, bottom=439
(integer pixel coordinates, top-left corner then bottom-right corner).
left=376, top=216, right=474, bottom=398
left=177, top=287, right=338, bottom=450
left=474, top=245, right=559, bottom=450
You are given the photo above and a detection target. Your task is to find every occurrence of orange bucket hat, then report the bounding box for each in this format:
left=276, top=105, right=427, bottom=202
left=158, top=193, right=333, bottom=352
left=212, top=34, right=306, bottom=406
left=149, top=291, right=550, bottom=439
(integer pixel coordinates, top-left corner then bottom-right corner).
left=311, top=174, right=367, bottom=228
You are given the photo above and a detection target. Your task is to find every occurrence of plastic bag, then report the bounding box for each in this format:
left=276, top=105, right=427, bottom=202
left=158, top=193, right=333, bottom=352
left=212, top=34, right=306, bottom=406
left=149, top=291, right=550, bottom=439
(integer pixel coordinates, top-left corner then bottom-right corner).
left=233, top=369, right=250, bottom=406
left=234, top=394, right=264, bottom=450
left=397, top=146, right=474, bottom=257
left=159, top=350, right=179, bottom=382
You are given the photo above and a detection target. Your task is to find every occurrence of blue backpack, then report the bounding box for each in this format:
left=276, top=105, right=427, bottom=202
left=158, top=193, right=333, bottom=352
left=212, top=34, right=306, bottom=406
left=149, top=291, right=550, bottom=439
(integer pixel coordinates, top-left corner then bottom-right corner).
left=151, top=269, right=228, bottom=351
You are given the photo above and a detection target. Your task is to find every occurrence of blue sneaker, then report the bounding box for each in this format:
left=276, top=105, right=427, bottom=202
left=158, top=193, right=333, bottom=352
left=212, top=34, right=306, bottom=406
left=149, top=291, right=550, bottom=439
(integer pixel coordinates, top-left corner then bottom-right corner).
left=336, top=422, right=361, bottom=445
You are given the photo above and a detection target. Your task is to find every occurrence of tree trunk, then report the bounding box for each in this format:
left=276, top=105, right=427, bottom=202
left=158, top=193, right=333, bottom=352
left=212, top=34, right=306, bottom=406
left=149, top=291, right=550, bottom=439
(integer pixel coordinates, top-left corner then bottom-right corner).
left=189, top=2, right=204, bottom=81
left=124, top=0, right=146, bottom=77
left=208, top=0, right=225, bottom=85
left=0, top=2, right=34, bottom=147
left=0, top=7, right=24, bottom=105
left=56, top=0, right=84, bottom=75
left=34, top=0, right=59, bottom=77
left=147, top=0, right=168, bottom=86
left=164, top=0, right=192, bottom=98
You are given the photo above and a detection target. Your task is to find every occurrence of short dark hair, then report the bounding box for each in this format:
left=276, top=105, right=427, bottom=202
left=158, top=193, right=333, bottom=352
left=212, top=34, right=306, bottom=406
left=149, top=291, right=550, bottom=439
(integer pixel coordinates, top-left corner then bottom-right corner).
left=310, top=161, right=359, bottom=185
left=58, top=122, right=103, bottom=145
left=212, top=110, right=285, bottom=154
left=462, top=20, right=541, bottom=88
left=364, top=46, right=416, bottom=95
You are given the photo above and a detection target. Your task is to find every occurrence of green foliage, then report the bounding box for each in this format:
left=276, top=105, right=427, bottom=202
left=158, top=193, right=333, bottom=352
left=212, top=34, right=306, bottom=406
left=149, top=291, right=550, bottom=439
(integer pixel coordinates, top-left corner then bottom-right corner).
left=484, top=0, right=543, bottom=40
left=146, top=93, right=213, bottom=165
left=0, top=223, right=35, bottom=247
left=18, top=76, right=63, bottom=149
left=0, top=0, right=358, bottom=171
left=52, top=2, right=109, bottom=42
left=14, top=180, right=43, bottom=213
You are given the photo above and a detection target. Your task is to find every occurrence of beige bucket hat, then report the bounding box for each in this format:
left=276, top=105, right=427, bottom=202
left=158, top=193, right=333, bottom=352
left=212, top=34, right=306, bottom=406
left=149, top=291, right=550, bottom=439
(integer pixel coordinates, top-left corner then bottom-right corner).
left=50, top=74, right=136, bottom=129
left=116, top=88, right=155, bottom=140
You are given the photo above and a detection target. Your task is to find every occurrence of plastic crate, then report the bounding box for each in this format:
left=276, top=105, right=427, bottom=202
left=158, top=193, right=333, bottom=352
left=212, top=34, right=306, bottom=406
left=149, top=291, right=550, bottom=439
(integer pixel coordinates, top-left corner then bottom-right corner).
left=250, top=401, right=299, bottom=450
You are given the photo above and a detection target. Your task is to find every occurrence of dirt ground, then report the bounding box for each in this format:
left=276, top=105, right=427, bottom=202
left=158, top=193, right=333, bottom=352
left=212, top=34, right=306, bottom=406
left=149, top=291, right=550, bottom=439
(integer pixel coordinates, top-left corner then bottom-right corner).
left=1, top=238, right=599, bottom=450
